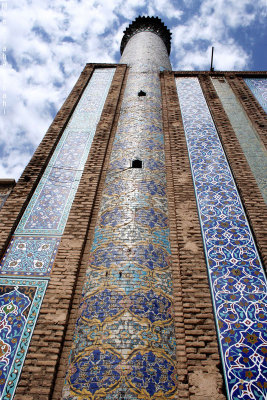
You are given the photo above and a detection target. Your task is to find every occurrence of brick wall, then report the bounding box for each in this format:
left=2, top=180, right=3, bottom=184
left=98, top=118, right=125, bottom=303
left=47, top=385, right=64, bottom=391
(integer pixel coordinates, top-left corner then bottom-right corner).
left=0, top=64, right=95, bottom=258
left=161, top=72, right=226, bottom=400
left=227, top=75, right=267, bottom=149
left=51, top=67, right=129, bottom=399
left=199, top=73, right=267, bottom=268
left=13, top=64, right=127, bottom=399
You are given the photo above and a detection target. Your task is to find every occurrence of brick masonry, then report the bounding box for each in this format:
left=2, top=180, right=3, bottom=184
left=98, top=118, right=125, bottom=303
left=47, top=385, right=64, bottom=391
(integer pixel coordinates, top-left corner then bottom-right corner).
left=0, top=179, right=16, bottom=209
left=227, top=75, right=267, bottom=149
left=51, top=67, right=129, bottom=400
left=199, top=73, right=267, bottom=269
left=12, top=64, right=127, bottom=399
left=0, top=64, right=95, bottom=258
left=161, top=71, right=226, bottom=400
left=2, top=67, right=266, bottom=399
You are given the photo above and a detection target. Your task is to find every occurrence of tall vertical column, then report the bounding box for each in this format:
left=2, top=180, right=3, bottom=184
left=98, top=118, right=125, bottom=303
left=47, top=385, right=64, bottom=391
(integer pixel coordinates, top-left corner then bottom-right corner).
left=63, top=17, right=178, bottom=399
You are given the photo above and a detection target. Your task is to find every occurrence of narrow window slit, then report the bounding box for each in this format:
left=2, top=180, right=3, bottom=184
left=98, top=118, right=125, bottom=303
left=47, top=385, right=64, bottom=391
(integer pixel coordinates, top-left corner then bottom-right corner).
left=138, top=90, right=146, bottom=97
left=132, top=159, right=142, bottom=169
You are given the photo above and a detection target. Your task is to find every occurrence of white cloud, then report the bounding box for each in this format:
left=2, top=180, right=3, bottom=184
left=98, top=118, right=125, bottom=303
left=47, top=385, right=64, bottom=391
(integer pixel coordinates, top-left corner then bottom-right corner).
left=171, top=0, right=265, bottom=70
left=0, top=0, right=265, bottom=180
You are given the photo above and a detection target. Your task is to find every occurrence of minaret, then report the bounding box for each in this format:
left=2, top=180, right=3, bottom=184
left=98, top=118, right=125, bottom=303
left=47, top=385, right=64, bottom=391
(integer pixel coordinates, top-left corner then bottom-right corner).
left=63, top=16, right=178, bottom=399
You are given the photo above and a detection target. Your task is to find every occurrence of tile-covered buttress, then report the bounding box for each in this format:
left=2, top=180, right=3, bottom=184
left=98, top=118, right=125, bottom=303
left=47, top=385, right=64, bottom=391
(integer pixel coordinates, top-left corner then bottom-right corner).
left=244, top=78, right=267, bottom=113
left=176, top=77, right=267, bottom=400
left=63, top=33, right=178, bottom=399
left=0, top=68, right=115, bottom=399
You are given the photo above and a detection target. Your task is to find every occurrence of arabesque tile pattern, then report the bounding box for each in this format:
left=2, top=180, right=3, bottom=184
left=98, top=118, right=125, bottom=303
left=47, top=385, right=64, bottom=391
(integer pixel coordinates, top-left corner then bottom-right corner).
left=0, top=68, right=115, bottom=399
left=244, top=78, right=267, bottom=113
left=176, top=77, right=267, bottom=400
left=63, top=65, right=178, bottom=398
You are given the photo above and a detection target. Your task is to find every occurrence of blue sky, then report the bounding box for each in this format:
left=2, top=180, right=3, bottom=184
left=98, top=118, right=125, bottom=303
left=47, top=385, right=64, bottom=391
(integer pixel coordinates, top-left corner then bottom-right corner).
left=0, top=0, right=266, bottom=180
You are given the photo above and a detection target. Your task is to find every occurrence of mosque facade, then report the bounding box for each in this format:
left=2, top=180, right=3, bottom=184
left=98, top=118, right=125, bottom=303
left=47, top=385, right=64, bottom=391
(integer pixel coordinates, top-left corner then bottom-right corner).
left=0, top=16, right=266, bottom=400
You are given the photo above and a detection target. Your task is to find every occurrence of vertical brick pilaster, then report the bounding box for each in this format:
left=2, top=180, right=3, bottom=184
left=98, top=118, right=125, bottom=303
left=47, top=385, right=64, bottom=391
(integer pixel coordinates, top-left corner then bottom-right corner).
left=162, top=72, right=226, bottom=400
left=50, top=66, right=129, bottom=400
left=161, top=73, right=188, bottom=399
left=14, top=64, right=127, bottom=400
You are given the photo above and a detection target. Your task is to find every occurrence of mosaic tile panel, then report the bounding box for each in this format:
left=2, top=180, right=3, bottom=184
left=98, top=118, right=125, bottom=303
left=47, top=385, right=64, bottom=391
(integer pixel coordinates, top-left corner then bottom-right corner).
left=244, top=78, right=267, bottom=113
left=212, top=77, right=267, bottom=205
left=0, top=237, right=60, bottom=277
left=0, top=68, right=116, bottom=399
left=63, top=53, right=178, bottom=398
left=16, top=68, right=115, bottom=236
left=176, top=77, right=267, bottom=400
left=0, top=278, right=47, bottom=399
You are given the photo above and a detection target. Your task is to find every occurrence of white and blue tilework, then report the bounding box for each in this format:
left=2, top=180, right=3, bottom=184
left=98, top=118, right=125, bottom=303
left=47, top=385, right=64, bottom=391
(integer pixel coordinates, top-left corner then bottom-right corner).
left=63, top=27, right=178, bottom=398
left=212, top=77, right=267, bottom=205
left=176, top=77, right=267, bottom=400
left=0, top=68, right=115, bottom=399
left=16, top=69, right=115, bottom=236
left=244, top=78, right=267, bottom=113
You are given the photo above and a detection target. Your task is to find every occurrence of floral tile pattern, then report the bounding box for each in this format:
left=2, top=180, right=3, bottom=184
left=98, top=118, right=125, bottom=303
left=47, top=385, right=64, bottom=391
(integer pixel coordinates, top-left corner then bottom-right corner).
left=0, top=278, right=47, bottom=399
left=244, top=78, right=267, bottom=113
left=212, top=77, right=267, bottom=205
left=176, top=77, right=267, bottom=400
left=0, top=237, right=60, bottom=276
left=0, top=68, right=115, bottom=399
left=63, top=70, right=178, bottom=399
left=16, top=69, right=115, bottom=236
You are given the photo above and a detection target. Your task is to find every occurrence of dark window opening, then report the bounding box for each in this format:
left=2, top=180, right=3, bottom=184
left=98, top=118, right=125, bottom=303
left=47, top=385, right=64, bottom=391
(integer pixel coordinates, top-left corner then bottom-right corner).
left=132, top=159, right=142, bottom=169
left=138, top=90, right=146, bottom=97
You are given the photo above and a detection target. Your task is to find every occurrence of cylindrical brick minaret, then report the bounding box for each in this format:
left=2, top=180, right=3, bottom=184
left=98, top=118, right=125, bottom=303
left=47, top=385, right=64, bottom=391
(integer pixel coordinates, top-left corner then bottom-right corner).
left=63, top=17, right=178, bottom=399
left=120, top=16, right=171, bottom=71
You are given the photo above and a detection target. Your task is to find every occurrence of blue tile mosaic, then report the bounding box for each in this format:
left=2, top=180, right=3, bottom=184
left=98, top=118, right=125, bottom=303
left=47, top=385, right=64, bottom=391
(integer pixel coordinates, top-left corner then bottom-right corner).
left=0, top=278, right=47, bottom=399
left=176, top=77, right=267, bottom=400
left=0, top=237, right=60, bottom=277
left=0, top=68, right=115, bottom=399
left=63, top=70, right=178, bottom=398
left=244, top=78, right=267, bottom=113
left=212, top=77, right=267, bottom=205
left=16, top=69, right=115, bottom=236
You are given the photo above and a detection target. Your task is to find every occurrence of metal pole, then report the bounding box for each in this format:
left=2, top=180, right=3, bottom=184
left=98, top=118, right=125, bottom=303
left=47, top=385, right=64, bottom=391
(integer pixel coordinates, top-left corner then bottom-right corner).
left=210, top=46, right=214, bottom=71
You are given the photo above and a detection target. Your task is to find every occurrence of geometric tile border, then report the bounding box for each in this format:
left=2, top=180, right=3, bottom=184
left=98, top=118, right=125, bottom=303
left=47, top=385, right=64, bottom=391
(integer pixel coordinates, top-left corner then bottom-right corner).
left=0, top=237, right=60, bottom=277
left=176, top=77, right=267, bottom=400
left=244, top=78, right=267, bottom=114
left=0, top=278, right=48, bottom=399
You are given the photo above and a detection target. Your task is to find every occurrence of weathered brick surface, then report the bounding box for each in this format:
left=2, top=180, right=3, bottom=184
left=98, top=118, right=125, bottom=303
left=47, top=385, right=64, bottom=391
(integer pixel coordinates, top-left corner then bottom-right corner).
left=50, top=67, right=129, bottom=400
left=0, top=179, right=16, bottom=209
left=199, top=74, right=267, bottom=269
left=161, top=71, right=226, bottom=400
left=160, top=74, right=188, bottom=399
left=13, top=64, right=127, bottom=399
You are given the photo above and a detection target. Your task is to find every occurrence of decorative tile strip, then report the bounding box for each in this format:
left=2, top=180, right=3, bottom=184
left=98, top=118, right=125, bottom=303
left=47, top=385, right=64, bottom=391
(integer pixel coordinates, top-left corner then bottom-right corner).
left=175, top=77, right=267, bottom=400
left=0, top=237, right=60, bottom=277
left=212, top=77, right=267, bottom=205
left=0, top=68, right=115, bottom=399
left=16, top=69, right=115, bottom=236
left=63, top=71, right=178, bottom=399
left=0, top=278, right=48, bottom=399
left=244, top=78, right=267, bottom=113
